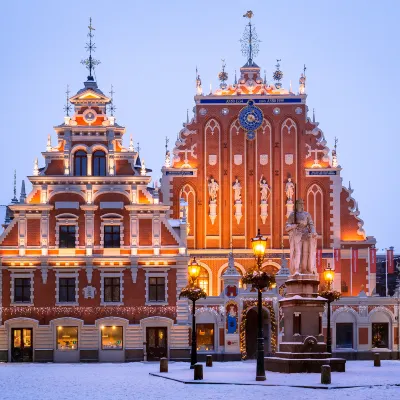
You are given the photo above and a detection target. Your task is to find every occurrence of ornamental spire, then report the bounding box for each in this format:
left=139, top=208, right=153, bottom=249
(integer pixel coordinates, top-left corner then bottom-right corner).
left=63, top=85, right=72, bottom=116
left=240, top=11, right=260, bottom=66
left=80, top=17, right=101, bottom=82
left=218, top=59, right=228, bottom=90
left=332, top=137, right=339, bottom=168
left=11, top=170, right=18, bottom=204
left=108, top=85, right=116, bottom=116
left=196, top=66, right=202, bottom=95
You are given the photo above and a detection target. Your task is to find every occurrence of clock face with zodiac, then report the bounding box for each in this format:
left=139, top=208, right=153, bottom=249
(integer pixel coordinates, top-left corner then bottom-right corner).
left=238, top=100, right=263, bottom=140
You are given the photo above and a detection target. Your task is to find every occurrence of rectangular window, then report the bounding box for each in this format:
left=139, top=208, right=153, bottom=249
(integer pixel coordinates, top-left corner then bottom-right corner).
left=372, top=323, right=389, bottom=348
left=101, top=326, right=123, bottom=350
left=14, top=278, right=31, bottom=303
left=104, top=277, right=120, bottom=302
left=148, top=277, right=165, bottom=302
left=57, top=326, right=78, bottom=350
left=336, top=323, right=353, bottom=349
left=59, top=278, right=76, bottom=303
left=104, top=225, right=120, bottom=248
left=196, top=323, right=214, bottom=351
left=59, top=225, right=76, bottom=248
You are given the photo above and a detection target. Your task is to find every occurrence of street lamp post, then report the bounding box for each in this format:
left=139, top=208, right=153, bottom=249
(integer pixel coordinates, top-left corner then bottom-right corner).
left=188, top=257, right=201, bottom=369
left=251, top=229, right=268, bottom=382
left=323, top=264, right=335, bottom=354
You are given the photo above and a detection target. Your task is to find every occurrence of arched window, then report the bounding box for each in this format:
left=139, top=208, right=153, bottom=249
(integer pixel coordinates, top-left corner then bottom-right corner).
left=92, top=150, right=106, bottom=176
left=74, top=150, right=87, bottom=176
left=197, top=267, right=209, bottom=295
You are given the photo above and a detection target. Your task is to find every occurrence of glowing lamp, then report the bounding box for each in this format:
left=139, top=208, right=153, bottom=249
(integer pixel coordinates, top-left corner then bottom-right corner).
left=324, top=264, right=335, bottom=286
left=188, top=257, right=201, bottom=283
left=251, top=229, right=267, bottom=260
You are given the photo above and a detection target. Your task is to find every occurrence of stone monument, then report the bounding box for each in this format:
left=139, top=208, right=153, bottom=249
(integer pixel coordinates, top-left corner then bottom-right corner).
left=265, top=199, right=346, bottom=373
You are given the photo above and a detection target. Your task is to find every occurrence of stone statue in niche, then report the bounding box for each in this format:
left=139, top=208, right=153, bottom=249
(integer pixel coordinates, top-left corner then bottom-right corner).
left=285, top=177, right=295, bottom=202
left=260, top=177, right=271, bottom=202
left=232, top=178, right=242, bottom=202
left=285, top=199, right=317, bottom=275
left=208, top=177, right=219, bottom=201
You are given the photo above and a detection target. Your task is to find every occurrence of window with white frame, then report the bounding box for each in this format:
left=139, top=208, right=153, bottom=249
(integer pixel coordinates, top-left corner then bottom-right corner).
left=55, top=214, right=79, bottom=249
left=10, top=272, right=34, bottom=305
left=100, top=271, right=124, bottom=305
left=100, top=214, right=124, bottom=249
left=145, top=271, right=168, bottom=305
left=56, top=271, right=79, bottom=305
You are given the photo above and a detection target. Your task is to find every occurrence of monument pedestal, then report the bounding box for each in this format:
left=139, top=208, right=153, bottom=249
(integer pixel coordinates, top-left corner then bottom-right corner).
left=265, top=274, right=346, bottom=373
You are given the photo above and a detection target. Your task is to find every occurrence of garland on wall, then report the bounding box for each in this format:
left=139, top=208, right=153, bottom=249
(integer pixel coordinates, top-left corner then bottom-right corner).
left=1, top=306, right=177, bottom=324
left=239, top=300, right=277, bottom=360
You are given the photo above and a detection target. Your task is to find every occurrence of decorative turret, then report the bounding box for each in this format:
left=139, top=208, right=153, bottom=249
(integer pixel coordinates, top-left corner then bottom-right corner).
left=19, top=180, right=26, bottom=203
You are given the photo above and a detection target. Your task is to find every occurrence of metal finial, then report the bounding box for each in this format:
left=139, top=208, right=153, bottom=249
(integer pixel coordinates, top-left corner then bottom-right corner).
left=240, top=11, right=260, bottom=64
left=313, top=108, right=315, bottom=123
left=303, top=64, right=307, bottom=76
left=334, top=137, right=338, bottom=151
left=63, top=85, right=72, bottom=116
left=13, top=170, right=17, bottom=199
left=186, top=109, right=189, bottom=124
left=165, top=136, right=169, bottom=153
left=108, top=84, right=116, bottom=116
left=137, top=142, right=141, bottom=154
left=218, top=59, right=228, bottom=89
left=80, top=17, right=101, bottom=81
left=234, top=70, right=237, bottom=85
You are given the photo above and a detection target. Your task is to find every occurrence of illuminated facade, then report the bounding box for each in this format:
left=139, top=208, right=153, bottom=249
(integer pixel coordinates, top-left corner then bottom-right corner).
left=0, top=14, right=398, bottom=363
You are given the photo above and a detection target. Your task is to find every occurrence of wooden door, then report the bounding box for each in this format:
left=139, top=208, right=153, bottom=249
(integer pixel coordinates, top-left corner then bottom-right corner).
left=146, top=327, right=167, bottom=360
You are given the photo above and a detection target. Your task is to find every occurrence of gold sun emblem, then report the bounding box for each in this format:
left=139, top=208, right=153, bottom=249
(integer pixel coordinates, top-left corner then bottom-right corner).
left=247, top=114, right=256, bottom=123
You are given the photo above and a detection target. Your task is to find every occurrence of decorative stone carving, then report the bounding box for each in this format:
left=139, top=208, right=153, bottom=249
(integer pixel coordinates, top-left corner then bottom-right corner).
left=130, top=265, right=138, bottom=283
left=285, top=199, right=317, bottom=275
left=234, top=154, right=242, bottom=165
left=260, top=154, right=268, bottom=165
left=208, top=177, right=219, bottom=224
left=285, top=153, right=294, bottom=165
left=285, top=177, right=295, bottom=218
left=232, top=179, right=241, bottom=202
left=82, top=286, right=97, bottom=299
left=41, top=266, right=48, bottom=284
left=259, top=177, right=270, bottom=224
left=208, top=154, right=217, bottom=166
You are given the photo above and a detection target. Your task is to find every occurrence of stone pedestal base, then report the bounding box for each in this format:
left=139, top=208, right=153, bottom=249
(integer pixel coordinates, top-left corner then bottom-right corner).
left=265, top=356, right=346, bottom=373
left=266, top=274, right=346, bottom=373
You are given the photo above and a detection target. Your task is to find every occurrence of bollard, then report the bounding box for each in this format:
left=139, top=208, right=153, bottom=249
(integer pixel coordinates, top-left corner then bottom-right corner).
left=321, top=365, right=331, bottom=384
left=160, top=357, right=168, bottom=373
left=206, top=355, right=213, bottom=367
left=194, top=363, right=203, bottom=380
left=374, top=353, right=381, bottom=367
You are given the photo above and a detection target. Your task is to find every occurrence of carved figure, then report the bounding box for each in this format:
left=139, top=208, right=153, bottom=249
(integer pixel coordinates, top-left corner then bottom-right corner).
left=232, top=179, right=242, bottom=202
left=285, top=199, right=317, bottom=275
left=259, top=178, right=270, bottom=202
left=285, top=177, right=295, bottom=202
left=208, top=178, right=219, bottom=201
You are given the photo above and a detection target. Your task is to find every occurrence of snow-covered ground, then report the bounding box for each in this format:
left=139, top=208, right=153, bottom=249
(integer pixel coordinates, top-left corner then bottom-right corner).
left=0, top=361, right=399, bottom=400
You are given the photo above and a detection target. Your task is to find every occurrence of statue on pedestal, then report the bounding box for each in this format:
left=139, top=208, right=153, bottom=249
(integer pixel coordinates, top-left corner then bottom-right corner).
left=232, top=178, right=242, bottom=203
left=208, top=178, right=219, bottom=201
left=285, top=199, right=317, bottom=275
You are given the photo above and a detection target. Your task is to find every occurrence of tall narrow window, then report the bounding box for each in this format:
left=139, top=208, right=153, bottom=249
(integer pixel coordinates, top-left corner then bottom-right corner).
left=104, top=277, right=120, bottom=302
left=92, top=150, right=106, bottom=176
left=149, top=277, right=165, bottom=302
left=104, top=225, right=120, bottom=248
left=59, top=278, right=76, bottom=303
left=59, top=226, right=76, bottom=248
left=74, top=150, right=87, bottom=176
left=14, top=278, right=31, bottom=303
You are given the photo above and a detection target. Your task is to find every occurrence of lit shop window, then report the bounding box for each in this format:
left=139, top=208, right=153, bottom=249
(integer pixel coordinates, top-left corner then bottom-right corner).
left=101, top=326, right=123, bottom=350
left=372, top=323, right=389, bottom=348
left=57, top=326, right=78, bottom=350
left=196, top=323, right=214, bottom=351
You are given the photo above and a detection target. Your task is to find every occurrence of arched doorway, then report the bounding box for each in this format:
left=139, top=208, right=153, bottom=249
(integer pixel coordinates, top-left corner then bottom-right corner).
left=245, top=307, right=270, bottom=359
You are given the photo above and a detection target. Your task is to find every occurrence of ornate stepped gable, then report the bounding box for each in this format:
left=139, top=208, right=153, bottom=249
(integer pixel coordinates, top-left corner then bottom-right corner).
left=161, top=11, right=376, bottom=296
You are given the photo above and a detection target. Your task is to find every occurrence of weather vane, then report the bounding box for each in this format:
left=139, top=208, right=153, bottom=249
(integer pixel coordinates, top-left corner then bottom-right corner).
left=218, top=59, right=228, bottom=89
left=240, top=10, right=260, bottom=64
left=165, top=136, right=169, bottom=153
left=63, top=85, right=72, bottom=116
left=80, top=17, right=101, bottom=81
left=334, top=137, right=338, bottom=151
left=108, top=84, right=116, bottom=116
left=137, top=142, right=141, bottom=154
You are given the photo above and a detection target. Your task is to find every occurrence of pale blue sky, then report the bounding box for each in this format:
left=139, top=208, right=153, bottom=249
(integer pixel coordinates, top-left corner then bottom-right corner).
left=1, top=0, right=399, bottom=251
